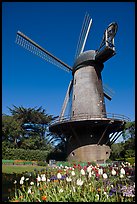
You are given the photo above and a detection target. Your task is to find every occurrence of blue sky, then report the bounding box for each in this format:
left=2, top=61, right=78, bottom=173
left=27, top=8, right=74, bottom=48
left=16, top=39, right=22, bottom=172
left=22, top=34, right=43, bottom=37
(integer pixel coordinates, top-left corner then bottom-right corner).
left=2, top=2, right=135, bottom=123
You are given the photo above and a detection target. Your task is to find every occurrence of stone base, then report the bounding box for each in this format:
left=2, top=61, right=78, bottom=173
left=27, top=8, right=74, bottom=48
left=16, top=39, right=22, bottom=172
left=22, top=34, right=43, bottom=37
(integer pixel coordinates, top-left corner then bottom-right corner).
left=67, top=144, right=111, bottom=164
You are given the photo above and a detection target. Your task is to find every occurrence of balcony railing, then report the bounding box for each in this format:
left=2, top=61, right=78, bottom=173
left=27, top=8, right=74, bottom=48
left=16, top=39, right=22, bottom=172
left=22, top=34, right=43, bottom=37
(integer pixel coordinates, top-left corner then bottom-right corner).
left=50, top=112, right=130, bottom=126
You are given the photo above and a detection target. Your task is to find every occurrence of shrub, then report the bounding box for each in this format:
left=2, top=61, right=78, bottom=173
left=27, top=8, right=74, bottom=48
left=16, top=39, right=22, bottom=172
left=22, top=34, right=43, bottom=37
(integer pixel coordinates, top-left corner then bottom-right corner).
left=37, top=161, right=47, bottom=166
left=2, top=148, right=49, bottom=161
left=125, top=157, right=135, bottom=165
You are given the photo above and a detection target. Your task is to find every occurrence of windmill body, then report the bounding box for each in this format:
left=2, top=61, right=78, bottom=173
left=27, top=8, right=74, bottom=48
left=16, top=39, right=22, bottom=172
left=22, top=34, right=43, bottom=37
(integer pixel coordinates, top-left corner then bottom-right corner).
left=16, top=14, right=130, bottom=163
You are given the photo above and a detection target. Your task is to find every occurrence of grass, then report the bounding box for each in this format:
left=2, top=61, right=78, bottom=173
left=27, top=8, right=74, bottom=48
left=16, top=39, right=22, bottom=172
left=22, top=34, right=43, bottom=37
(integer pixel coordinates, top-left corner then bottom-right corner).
left=2, top=164, right=47, bottom=174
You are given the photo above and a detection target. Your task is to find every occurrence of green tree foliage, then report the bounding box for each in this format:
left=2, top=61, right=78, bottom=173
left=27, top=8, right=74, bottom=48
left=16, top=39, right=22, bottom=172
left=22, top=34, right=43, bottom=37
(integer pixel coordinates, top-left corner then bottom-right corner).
left=122, top=121, right=135, bottom=141
left=2, top=114, right=23, bottom=148
left=110, top=121, right=135, bottom=161
left=2, top=106, right=56, bottom=151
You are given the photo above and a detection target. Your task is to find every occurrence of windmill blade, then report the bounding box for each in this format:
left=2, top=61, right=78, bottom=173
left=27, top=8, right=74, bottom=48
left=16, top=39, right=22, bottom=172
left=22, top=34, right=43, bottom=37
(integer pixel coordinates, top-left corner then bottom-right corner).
left=15, top=31, right=72, bottom=72
left=103, top=84, right=115, bottom=101
left=80, top=18, right=92, bottom=54
left=75, top=13, right=92, bottom=60
left=59, top=80, right=73, bottom=119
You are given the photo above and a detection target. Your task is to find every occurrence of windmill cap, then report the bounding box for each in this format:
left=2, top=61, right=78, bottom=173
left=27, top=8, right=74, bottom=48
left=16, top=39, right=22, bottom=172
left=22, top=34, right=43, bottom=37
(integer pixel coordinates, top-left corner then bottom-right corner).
left=73, top=50, right=103, bottom=71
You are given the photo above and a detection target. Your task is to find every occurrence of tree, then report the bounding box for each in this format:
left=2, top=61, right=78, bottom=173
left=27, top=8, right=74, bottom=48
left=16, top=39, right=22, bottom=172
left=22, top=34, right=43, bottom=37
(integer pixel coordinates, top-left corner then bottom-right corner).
left=2, top=114, right=23, bottom=148
left=122, top=121, right=135, bottom=141
left=110, top=121, right=135, bottom=161
left=110, top=142, right=125, bottom=161
left=3, top=105, right=56, bottom=151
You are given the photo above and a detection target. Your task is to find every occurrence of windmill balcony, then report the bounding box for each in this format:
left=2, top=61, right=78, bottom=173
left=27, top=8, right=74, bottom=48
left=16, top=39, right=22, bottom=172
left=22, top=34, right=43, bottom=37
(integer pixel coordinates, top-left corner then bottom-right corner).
left=50, top=112, right=130, bottom=126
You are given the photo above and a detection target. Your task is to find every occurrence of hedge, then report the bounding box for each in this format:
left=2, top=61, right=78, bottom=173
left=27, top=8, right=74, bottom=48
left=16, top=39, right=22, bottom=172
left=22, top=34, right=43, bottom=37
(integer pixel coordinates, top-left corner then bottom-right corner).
left=2, top=148, right=49, bottom=161
left=125, top=157, right=135, bottom=165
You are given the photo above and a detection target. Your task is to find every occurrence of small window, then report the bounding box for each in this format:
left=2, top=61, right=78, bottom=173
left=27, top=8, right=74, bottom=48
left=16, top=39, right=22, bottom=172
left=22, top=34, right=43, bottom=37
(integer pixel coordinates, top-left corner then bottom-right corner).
left=72, top=152, right=75, bottom=156
left=75, top=79, right=76, bottom=85
left=74, top=95, right=75, bottom=100
left=72, top=111, right=74, bottom=116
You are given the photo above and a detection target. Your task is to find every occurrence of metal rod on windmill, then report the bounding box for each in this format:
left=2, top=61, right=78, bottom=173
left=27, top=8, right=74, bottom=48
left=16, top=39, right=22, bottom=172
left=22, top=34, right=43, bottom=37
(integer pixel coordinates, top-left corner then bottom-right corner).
left=79, top=18, right=92, bottom=54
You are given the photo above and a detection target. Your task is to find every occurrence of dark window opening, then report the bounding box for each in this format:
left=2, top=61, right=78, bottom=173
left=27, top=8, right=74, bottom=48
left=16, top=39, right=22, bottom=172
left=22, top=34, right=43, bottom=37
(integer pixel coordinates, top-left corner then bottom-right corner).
left=72, top=152, right=75, bottom=156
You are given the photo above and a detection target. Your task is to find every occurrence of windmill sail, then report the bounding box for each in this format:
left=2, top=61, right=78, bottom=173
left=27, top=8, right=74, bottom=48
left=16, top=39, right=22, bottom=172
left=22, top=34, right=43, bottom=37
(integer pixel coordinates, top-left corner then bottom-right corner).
left=75, top=13, right=92, bottom=60
left=59, top=80, right=73, bottom=120
left=16, top=31, right=72, bottom=72
left=103, top=84, right=115, bottom=100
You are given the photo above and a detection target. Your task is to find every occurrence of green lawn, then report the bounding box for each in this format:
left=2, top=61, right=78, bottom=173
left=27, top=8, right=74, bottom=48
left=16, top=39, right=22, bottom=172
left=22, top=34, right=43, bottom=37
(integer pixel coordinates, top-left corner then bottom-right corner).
left=2, top=164, right=47, bottom=174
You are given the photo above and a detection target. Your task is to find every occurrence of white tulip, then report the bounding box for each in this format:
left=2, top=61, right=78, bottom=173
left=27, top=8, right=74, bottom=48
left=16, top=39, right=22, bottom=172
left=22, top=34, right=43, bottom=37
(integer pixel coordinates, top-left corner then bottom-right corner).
left=104, top=192, right=109, bottom=199
left=59, top=188, right=63, bottom=193
left=120, top=174, right=124, bottom=178
left=37, top=174, right=41, bottom=182
left=41, top=174, right=46, bottom=181
left=20, top=179, right=24, bottom=185
left=98, top=168, right=103, bottom=175
left=25, top=178, right=29, bottom=181
left=57, top=173, right=62, bottom=179
left=66, top=177, right=72, bottom=182
left=87, top=166, right=92, bottom=173
left=111, top=169, right=117, bottom=176
left=80, top=169, right=85, bottom=175
left=95, top=194, right=99, bottom=201
left=88, top=171, right=92, bottom=178
left=14, top=180, right=17, bottom=184
left=72, top=186, right=76, bottom=192
left=30, top=182, right=34, bottom=185
left=120, top=168, right=125, bottom=175
left=20, top=176, right=25, bottom=181
left=28, top=188, right=31, bottom=194
left=76, top=178, right=84, bottom=186
left=71, top=171, right=75, bottom=176
left=102, top=173, right=108, bottom=179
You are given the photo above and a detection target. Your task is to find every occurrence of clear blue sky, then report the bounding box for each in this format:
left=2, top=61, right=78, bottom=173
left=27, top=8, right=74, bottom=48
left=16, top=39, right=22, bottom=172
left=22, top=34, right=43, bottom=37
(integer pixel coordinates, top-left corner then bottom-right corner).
left=2, top=2, right=135, bottom=122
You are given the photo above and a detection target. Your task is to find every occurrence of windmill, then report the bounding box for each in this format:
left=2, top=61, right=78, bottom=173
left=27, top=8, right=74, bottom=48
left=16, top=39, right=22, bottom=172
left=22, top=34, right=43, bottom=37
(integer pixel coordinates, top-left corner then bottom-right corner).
left=15, top=13, right=130, bottom=163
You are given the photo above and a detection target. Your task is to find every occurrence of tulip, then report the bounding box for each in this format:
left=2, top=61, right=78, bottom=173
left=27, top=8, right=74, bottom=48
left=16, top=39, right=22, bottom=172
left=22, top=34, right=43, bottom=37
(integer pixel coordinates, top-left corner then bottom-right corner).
left=28, top=188, right=31, bottom=194
left=37, top=174, right=41, bottom=182
left=88, top=171, right=92, bottom=178
left=30, top=181, right=34, bottom=185
left=76, top=178, right=84, bottom=186
left=72, top=186, right=76, bottom=192
left=20, top=179, right=24, bottom=185
left=41, top=174, right=46, bottom=181
left=71, top=171, right=75, bottom=176
left=103, top=173, right=108, bottom=179
left=87, top=166, right=92, bottom=173
left=111, top=168, right=116, bottom=176
left=20, top=176, right=25, bottom=181
left=80, top=169, right=85, bottom=175
left=57, top=173, right=62, bottom=179
left=66, top=177, right=72, bottom=182
left=95, top=194, right=99, bottom=201
left=98, top=168, right=103, bottom=175
left=59, top=188, right=63, bottom=193
left=120, top=168, right=125, bottom=175
left=120, top=174, right=124, bottom=178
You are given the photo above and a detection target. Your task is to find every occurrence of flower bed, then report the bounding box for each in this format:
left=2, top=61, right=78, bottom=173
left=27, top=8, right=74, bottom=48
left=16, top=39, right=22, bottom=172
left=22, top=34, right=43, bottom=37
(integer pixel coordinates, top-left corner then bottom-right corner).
left=2, top=160, right=38, bottom=165
left=9, top=161, right=135, bottom=202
